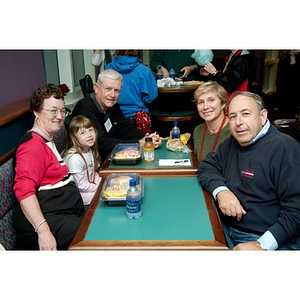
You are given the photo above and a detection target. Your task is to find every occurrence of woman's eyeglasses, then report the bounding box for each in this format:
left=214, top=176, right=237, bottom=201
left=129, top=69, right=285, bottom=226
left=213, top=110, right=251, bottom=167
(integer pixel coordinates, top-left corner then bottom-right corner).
left=42, top=108, right=68, bottom=117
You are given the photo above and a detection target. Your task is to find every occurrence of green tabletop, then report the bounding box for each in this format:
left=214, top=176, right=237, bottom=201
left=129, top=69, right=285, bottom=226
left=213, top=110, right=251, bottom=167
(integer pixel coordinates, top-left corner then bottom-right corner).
left=108, top=140, right=191, bottom=169
left=85, top=177, right=214, bottom=241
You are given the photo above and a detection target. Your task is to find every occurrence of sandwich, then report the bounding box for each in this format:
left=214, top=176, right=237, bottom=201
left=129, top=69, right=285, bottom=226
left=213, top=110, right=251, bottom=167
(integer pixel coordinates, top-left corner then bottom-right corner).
left=166, top=139, right=185, bottom=152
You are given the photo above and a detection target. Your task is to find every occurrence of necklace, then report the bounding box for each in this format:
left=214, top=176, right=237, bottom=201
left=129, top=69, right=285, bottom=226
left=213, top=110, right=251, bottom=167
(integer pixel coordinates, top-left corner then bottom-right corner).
left=82, top=151, right=96, bottom=184
left=31, top=126, right=53, bottom=142
left=199, top=115, right=227, bottom=162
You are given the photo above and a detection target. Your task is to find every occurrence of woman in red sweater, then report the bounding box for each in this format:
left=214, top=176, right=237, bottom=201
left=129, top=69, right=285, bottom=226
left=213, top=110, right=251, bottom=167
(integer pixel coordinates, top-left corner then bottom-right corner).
left=13, top=84, right=84, bottom=250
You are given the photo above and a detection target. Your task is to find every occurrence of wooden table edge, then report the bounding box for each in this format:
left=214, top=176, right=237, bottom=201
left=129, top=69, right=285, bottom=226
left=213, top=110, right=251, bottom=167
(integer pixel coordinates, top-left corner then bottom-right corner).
left=69, top=240, right=228, bottom=251
left=158, top=85, right=201, bottom=93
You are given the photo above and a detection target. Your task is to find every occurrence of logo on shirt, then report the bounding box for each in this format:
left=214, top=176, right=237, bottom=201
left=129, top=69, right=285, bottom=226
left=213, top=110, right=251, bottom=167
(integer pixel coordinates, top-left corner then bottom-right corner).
left=241, top=169, right=254, bottom=179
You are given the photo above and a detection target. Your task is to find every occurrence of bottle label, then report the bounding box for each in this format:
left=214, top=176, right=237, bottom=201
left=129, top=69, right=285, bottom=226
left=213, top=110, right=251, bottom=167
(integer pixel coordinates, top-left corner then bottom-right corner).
left=143, top=150, right=155, bottom=162
left=171, top=132, right=180, bottom=139
left=126, top=198, right=141, bottom=213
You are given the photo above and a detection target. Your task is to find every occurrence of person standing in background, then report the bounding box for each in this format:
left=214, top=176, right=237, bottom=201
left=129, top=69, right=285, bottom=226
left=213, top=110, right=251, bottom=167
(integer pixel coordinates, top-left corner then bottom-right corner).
left=150, top=50, right=200, bottom=81
left=92, top=49, right=115, bottom=74
left=105, top=50, right=158, bottom=133
left=200, top=50, right=251, bottom=98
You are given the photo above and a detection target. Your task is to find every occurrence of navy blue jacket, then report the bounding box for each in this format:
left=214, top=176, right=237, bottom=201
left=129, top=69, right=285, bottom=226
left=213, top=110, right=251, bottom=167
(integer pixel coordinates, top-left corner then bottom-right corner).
left=198, top=124, right=300, bottom=247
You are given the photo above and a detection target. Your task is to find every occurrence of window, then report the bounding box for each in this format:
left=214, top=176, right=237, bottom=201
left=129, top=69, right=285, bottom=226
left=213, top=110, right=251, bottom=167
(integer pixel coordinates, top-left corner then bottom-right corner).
left=43, top=50, right=95, bottom=105
left=71, top=50, right=85, bottom=88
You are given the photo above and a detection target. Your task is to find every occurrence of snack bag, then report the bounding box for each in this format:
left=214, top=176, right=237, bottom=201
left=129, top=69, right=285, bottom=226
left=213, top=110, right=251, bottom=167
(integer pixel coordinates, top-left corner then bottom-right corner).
left=180, top=133, right=191, bottom=144
left=165, top=133, right=191, bottom=143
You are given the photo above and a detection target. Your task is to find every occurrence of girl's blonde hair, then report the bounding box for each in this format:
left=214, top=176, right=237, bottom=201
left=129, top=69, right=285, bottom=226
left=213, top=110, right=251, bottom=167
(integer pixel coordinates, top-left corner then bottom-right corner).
left=62, top=115, right=101, bottom=169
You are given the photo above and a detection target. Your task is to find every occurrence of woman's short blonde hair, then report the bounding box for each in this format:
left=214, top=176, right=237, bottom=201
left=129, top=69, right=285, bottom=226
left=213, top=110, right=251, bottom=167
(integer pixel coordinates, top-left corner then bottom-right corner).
left=194, top=81, right=228, bottom=106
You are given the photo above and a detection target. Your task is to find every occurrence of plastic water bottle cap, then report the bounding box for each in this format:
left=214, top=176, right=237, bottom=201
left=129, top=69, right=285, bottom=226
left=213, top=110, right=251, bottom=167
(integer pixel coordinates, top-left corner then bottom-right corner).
left=129, top=178, right=136, bottom=186
left=174, top=121, right=178, bottom=126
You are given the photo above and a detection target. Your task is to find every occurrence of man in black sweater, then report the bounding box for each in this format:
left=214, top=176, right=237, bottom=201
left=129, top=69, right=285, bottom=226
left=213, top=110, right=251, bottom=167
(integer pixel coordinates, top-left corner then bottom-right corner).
left=198, top=91, right=300, bottom=250
left=71, top=69, right=162, bottom=161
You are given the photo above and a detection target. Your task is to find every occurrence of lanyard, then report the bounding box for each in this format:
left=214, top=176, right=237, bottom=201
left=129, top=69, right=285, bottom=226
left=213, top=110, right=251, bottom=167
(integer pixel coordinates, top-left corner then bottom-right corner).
left=199, top=115, right=227, bottom=162
left=82, top=153, right=96, bottom=184
left=222, top=50, right=242, bottom=73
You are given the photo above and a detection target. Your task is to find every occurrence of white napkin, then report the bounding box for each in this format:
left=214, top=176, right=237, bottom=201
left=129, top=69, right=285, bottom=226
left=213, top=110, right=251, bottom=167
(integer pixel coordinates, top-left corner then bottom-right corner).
left=158, top=159, right=191, bottom=166
left=157, top=78, right=183, bottom=87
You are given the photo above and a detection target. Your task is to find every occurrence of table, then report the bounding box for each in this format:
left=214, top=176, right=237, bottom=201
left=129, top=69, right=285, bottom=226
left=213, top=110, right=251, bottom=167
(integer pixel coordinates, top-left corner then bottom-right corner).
left=69, top=176, right=228, bottom=250
left=158, top=84, right=201, bottom=94
left=99, top=140, right=199, bottom=176
left=150, top=84, right=203, bottom=137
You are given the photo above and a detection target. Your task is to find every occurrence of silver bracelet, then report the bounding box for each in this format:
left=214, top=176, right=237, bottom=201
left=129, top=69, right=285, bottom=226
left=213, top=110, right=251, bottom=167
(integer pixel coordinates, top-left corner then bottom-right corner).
left=35, top=219, right=47, bottom=233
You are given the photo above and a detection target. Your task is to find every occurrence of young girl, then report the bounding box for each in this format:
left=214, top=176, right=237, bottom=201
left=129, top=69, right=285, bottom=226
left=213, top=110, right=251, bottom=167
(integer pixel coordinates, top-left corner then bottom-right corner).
left=62, top=115, right=101, bottom=209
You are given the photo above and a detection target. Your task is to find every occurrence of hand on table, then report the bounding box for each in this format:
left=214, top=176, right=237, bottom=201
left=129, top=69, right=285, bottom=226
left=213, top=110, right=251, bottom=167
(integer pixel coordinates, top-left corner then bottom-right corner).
left=233, top=241, right=266, bottom=251
left=148, top=132, right=163, bottom=148
left=217, top=190, right=246, bottom=221
left=140, top=132, right=163, bottom=148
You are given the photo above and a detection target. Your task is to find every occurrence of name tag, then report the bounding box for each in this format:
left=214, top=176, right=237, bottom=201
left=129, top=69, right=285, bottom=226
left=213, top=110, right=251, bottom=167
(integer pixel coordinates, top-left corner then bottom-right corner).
left=104, top=118, right=112, bottom=132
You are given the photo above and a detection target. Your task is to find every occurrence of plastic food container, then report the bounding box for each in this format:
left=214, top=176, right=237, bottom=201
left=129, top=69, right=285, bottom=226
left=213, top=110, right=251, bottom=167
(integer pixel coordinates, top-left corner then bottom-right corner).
left=100, top=173, right=144, bottom=206
left=110, top=143, right=142, bottom=165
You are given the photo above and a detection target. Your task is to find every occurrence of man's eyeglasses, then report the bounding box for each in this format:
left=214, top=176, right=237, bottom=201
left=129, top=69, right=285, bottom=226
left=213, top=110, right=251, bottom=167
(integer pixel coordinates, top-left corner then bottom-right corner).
left=42, top=108, right=68, bottom=117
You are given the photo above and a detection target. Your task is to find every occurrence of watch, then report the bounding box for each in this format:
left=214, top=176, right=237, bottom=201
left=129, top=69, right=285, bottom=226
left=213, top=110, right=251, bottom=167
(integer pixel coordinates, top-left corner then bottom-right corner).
left=257, top=241, right=267, bottom=250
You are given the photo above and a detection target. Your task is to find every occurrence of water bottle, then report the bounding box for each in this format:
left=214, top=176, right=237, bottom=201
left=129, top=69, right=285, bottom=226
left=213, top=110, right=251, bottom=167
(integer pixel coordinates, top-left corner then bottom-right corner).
left=157, top=65, right=163, bottom=80
left=171, top=121, right=180, bottom=140
left=169, top=66, right=176, bottom=79
left=126, top=179, right=142, bottom=219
